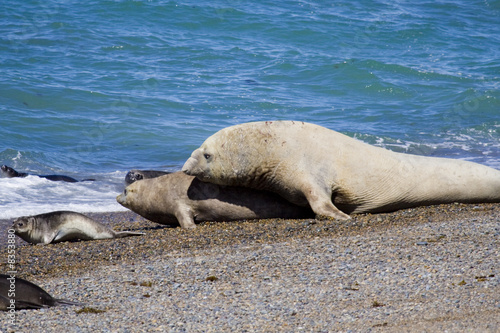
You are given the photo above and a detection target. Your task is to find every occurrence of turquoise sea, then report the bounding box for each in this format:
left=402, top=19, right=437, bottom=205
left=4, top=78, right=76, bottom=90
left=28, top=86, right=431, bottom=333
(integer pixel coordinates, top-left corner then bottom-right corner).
left=1, top=0, right=499, bottom=219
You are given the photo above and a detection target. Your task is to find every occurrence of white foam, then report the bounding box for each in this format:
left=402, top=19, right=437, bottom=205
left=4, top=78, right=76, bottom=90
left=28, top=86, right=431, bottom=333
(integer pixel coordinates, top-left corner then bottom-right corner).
left=0, top=172, right=128, bottom=220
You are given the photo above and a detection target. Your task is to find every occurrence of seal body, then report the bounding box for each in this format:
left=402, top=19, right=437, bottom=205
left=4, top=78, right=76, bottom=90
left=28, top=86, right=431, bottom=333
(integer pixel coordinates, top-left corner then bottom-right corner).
left=12, top=211, right=144, bottom=244
left=182, top=121, right=500, bottom=219
left=0, top=274, right=80, bottom=310
left=124, top=169, right=171, bottom=185
left=1, top=165, right=94, bottom=182
left=116, top=171, right=313, bottom=229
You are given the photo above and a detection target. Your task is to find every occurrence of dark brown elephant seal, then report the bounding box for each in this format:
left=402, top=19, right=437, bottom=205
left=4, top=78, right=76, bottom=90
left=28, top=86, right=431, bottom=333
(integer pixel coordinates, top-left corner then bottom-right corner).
left=116, top=171, right=313, bottom=229
left=0, top=274, right=80, bottom=310
left=1, top=165, right=94, bottom=182
left=182, top=120, right=500, bottom=219
left=12, top=211, right=144, bottom=244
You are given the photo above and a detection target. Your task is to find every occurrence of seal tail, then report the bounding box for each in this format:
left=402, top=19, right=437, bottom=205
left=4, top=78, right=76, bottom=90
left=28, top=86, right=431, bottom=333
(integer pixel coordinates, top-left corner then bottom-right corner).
left=113, top=231, right=145, bottom=238
left=54, top=298, right=82, bottom=307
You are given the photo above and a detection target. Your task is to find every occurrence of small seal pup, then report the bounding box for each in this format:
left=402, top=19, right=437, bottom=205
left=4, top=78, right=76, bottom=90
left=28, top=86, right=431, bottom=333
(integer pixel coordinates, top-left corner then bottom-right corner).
left=124, top=169, right=171, bottom=185
left=182, top=120, right=500, bottom=219
left=0, top=274, right=80, bottom=310
left=116, top=171, right=313, bottom=229
left=12, top=211, right=144, bottom=244
left=1, top=165, right=94, bottom=182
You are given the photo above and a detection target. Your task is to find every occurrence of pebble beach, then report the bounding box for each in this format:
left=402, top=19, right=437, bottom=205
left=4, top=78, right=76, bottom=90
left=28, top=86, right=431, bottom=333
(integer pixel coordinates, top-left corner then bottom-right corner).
left=1, top=203, right=499, bottom=332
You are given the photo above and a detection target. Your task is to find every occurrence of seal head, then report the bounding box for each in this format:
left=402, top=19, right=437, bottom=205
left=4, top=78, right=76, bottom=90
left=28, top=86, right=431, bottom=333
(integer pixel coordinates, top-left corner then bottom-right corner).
left=1, top=165, right=27, bottom=178
left=124, top=169, right=171, bottom=185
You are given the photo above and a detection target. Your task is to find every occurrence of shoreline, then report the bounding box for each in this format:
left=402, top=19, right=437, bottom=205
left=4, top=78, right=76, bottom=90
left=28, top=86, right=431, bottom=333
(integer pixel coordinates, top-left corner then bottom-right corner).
left=1, top=203, right=499, bottom=332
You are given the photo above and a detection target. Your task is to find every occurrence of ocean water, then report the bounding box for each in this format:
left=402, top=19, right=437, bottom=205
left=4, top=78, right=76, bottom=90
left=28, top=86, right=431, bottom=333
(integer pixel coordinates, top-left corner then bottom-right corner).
left=1, top=1, right=499, bottom=220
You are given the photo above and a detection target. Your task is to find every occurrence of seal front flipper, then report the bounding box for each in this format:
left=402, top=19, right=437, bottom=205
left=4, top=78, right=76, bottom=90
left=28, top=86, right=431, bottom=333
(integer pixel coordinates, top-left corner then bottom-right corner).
left=173, top=204, right=197, bottom=229
left=310, top=200, right=351, bottom=220
left=52, top=228, right=90, bottom=243
left=303, top=184, right=351, bottom=220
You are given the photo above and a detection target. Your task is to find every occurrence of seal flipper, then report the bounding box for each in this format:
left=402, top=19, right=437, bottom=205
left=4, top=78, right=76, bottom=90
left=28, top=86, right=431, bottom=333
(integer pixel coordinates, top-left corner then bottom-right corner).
left=53, top=298, right=82, bottom=307
left=112, top=231, right=145, bottom=238
left=173, top=204, right=197, bottom=229
left=303, top=184, right=351, bottom=220
left=52, top=228, right=95, bottom=243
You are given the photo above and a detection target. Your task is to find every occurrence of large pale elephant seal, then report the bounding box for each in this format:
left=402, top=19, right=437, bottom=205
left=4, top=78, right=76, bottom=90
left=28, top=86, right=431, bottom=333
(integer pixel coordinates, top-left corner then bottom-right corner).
left=182, top=121, right=500, bottom=219
left=116, top=171, right=313, bottom=229
left=0, top=274, right=80, bottom=310
left=1, top=165, right=94, bottom=182
left=12, top=211, right=144, bottom=244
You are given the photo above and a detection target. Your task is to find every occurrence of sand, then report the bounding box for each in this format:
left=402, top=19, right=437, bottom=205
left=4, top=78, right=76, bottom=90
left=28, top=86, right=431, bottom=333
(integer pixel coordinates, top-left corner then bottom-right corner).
left=1, top=203, right=499, bottom=332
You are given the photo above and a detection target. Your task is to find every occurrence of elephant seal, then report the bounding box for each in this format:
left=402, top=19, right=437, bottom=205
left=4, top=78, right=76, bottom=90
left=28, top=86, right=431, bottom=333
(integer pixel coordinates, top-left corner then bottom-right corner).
left=124, top=169, right=171, bottom=185
left=182, top=120, right=500, bottom=219
left=0, top=274, right=80, bottom=310
left=12, top=211, right=144, bottom=244
left=1, top=165, right=94, bottom=182
left=116, top=171, right=313, bottom=229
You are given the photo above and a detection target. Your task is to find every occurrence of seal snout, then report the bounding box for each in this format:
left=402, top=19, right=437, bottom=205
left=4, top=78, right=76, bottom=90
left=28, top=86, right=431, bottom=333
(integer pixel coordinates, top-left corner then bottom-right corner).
left=181, top=157, right=196, bottom=175
left=182, top=150, right=203, bottom=175
left=116, top=191, right=127, bottom=206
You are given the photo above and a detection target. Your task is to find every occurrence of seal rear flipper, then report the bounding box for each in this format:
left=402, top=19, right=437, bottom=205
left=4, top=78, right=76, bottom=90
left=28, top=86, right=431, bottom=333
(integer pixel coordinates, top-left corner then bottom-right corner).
left=113, top=231, right=145, bottom=238
left=53, top=298, right=82, bottom=307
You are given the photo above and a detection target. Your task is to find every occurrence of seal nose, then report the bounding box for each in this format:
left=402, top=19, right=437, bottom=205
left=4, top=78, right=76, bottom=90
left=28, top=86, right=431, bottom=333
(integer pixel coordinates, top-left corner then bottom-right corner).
left=182, top=157, right=197, bottom=175
left=183, top=148, right=204, bottom=175
left=116, top=192, right=126, bottom=205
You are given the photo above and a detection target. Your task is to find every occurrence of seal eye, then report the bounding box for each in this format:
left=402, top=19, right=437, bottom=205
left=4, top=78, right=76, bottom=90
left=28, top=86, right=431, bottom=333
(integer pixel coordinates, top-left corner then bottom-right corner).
left=204, top=154, right=211, bottom=160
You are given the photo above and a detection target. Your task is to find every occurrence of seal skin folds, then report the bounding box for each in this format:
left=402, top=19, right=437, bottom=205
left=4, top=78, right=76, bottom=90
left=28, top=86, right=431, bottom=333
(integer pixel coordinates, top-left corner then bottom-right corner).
left=12, top=211, right=144, bottom=244
left=116, top=172, right=313, bottom=229
left=182, top=121, right=500, bottom=220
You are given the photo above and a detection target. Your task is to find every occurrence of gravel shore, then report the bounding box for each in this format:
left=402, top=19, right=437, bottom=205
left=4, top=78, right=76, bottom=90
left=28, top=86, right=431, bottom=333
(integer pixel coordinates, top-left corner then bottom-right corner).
left=1, top=203, right=499, bottom=332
